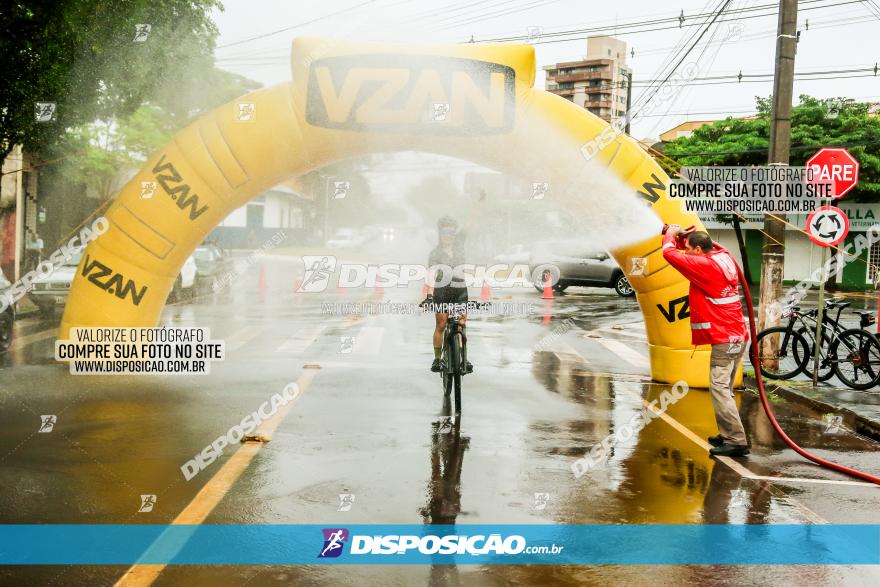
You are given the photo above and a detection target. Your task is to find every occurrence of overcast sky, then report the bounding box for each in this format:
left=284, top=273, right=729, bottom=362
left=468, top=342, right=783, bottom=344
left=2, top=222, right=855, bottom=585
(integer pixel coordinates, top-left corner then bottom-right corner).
left=210, top=0, right=880, bottom=141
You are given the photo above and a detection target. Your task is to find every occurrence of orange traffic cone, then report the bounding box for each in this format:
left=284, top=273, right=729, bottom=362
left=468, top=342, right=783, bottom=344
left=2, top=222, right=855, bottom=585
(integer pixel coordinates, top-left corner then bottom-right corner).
left=542, top=299, right=553, bottom=325
left=541, top=271, right=554, bottom=300
left=258, top=265, right=268, bottom=292
left=422, top=283, right=430, bottom=298
left=480, top=281, right=492, bottom=301
left=375, top=276, right=385, bottom=298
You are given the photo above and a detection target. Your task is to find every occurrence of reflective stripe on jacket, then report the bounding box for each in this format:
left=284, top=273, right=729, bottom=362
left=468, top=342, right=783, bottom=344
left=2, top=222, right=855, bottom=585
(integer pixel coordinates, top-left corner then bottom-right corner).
left=661, top=232, right=748, bottom=346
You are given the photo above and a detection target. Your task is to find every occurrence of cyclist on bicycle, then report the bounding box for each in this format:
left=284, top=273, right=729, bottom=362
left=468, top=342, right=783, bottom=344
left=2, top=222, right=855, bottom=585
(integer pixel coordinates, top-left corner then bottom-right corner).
left=422, top=216, right=473, bottom=374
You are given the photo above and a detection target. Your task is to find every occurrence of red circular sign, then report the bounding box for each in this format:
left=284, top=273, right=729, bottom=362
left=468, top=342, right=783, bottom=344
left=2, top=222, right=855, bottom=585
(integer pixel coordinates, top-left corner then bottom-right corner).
left=806, top=205, right=850, bottom=247
left=805, top=147, right=860, bottom=199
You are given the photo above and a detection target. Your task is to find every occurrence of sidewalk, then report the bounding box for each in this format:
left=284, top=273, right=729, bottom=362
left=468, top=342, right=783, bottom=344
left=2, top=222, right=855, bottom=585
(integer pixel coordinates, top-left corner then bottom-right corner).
left=753, top=376, right=880, bottom=441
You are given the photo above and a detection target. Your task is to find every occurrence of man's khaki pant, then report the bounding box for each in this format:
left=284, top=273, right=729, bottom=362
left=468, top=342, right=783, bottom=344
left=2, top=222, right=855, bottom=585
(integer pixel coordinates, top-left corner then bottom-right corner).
left=709, top=342, right=748, bottom=446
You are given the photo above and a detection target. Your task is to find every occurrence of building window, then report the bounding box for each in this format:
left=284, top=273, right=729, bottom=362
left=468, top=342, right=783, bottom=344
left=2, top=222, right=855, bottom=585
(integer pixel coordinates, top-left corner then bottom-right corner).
left=868, top=241, right=880, bottom=285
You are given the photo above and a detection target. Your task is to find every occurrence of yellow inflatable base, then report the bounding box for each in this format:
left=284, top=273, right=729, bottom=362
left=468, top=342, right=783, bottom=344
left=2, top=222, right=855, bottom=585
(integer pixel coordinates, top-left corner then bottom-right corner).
left=648, top=345, right=743, bottom=389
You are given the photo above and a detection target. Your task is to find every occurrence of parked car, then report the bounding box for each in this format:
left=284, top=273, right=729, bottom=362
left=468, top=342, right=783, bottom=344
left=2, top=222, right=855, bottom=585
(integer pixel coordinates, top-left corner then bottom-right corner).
left=168, top=253, right=198, bottom=302
left=327, top=228, right=359, bottom=249
left=29, top=251, right=81, bottom=316
left=0, top=273, right=15, bottom=352
left=493, top=244, right=531, bottom=266
left=528, top=240, right=634, bottom=297
left=192, top=244, right=232, bottom=292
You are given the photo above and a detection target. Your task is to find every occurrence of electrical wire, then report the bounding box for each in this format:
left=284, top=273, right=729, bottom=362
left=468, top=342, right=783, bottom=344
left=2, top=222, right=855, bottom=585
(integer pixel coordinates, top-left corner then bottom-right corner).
left=216, top=0, right=380, bottom=49
left=635, top=0, right=735, bottom=113
left=475, top=0, right=818, bottom=42
left=862, top=0, right=880, bottom=19
left=213, top=0, right=850, bottom=59
left=472, top=0, right=860, bottom=44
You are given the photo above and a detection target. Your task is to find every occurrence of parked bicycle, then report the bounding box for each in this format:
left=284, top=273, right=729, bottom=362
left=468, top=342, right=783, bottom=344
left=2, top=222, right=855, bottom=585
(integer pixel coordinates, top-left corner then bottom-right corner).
left=752, top=298, right=880, bottom=390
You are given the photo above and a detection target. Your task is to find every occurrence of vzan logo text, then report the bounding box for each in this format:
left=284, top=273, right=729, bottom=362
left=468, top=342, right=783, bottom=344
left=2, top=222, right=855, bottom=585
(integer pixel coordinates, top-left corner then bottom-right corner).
left=152, top=154, right=209, bottom=221
left=305, top=55, right=515, bottom=134
left=657, top=295, right=690, bottom=323
left=81, top=255, right=148, bottom=306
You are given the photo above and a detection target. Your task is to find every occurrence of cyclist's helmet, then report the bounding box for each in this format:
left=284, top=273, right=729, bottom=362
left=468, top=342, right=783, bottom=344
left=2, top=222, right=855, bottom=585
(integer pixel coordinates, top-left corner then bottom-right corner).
left=438, top=216, right=458, bottom=237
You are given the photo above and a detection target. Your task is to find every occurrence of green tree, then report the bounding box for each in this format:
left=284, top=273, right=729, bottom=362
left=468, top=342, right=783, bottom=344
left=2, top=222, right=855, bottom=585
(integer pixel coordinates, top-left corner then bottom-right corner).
left=663, top=96, right=880, bottom=202
left=57, top=104, right=177, bottom=201
left=0, top=0, right=225, bottom=161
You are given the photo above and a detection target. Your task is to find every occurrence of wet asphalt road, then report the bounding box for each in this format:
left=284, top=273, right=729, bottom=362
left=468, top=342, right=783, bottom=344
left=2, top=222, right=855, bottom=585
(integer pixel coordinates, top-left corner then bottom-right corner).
left=1, top=245, right=879, bottom=586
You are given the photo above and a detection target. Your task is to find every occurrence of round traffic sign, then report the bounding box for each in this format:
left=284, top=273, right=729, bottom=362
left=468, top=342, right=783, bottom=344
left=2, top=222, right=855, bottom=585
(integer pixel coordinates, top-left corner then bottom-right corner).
left=805, top=147, right=860, bottom=200
left=806, top=205, right=850, bottom=247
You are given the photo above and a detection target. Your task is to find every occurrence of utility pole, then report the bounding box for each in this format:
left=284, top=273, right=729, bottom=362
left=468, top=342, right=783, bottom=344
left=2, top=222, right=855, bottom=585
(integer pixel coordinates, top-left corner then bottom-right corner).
left=758, top=0, right=798, bottom=338
left=624, top=71, right=633, bottom=135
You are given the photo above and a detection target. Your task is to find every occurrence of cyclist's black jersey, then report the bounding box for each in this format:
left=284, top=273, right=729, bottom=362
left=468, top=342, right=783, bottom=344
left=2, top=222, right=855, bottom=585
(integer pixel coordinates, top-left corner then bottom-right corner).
left=428, top=242, right=466, bottom=287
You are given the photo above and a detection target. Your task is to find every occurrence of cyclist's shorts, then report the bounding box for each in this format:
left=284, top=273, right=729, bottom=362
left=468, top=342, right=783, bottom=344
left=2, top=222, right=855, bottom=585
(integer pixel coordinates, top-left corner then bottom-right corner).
left=434, top=285, right=468, bottom=312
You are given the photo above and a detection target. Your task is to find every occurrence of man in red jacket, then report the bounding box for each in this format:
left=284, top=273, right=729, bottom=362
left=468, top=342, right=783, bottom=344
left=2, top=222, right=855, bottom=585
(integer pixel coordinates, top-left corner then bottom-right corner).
left=663, top=226, right=750, bottom=457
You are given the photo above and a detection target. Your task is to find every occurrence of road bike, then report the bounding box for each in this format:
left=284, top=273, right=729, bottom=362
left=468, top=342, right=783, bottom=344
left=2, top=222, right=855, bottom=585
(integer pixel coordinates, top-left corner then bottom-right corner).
left=753, top=298, right=880, bottom=389
left=438, top=303, right=469, bottom=414
left=425, top=300, right=490, bottom=414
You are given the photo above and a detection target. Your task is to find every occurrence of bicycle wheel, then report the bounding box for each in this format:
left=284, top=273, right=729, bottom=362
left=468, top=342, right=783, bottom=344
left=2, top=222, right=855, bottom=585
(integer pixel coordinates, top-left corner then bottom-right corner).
left=751, top=326, right=809, bottom=379
left=798, top=328, right=835, bottom=382
left=440, top=340, right=452, bottom=396
left=831, top=328, right=880, bottom=390
left=451, top=331, right=462, bottom=414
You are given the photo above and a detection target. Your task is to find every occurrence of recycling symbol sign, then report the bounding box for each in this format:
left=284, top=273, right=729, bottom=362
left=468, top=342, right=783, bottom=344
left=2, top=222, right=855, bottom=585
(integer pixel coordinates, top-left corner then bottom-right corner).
left=806, top=205, right=850, bottom=247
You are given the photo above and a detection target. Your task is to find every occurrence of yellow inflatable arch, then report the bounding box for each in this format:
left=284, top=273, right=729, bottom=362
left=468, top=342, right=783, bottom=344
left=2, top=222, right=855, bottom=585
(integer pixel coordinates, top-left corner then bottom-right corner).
left=60, top=38, right=728, bottom=388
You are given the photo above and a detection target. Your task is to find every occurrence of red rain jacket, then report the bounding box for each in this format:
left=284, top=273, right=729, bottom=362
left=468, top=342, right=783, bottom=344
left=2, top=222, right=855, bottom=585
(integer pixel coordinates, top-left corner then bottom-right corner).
left=661, top=232, right=748, bottom=346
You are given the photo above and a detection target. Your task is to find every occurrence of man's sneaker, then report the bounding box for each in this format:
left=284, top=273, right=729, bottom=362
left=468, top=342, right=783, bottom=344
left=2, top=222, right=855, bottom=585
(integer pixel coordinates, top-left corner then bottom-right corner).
left=708, top=435, right=724, bottom=447
left=465, top=361, right=473, bottom=373
left=431, top=358, right=442, bottom=372
left=709, top=444, right=750, bottom=457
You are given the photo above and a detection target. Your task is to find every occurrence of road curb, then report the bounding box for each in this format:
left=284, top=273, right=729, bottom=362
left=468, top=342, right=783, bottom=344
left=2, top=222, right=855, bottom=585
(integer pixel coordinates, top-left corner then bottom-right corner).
left=746, top=376, right=880, bottom=442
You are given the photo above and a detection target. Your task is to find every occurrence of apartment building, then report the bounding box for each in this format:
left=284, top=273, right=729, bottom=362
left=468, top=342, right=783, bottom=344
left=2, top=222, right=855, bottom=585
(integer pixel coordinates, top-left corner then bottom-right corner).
left=544, top=36, right=632, bottom=124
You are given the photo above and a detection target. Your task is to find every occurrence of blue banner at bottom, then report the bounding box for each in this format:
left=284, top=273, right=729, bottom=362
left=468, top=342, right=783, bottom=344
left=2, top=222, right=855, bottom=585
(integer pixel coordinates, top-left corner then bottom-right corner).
left=0, top=525, right=877, bottom=565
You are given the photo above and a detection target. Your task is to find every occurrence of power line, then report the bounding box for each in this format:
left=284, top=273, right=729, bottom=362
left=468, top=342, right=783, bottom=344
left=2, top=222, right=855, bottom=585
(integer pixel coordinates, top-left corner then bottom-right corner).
left=216, top=0, right=380, bottom=49
left=471, top=0, right=855, bottom=44
left=628, top=11, right=875, bottom=58
left=545, top=65, right=880, bottom=95
left=530, top=0, right=863, bottom=46
left=862, top=0, right=880, bottom=20
left=634, top=0, right=734, bottom=113
left=481, top=0, right=783, bottom=41
left=428, top=0, right=566, bottom=32
left=213, top=2, right=869, bottom=63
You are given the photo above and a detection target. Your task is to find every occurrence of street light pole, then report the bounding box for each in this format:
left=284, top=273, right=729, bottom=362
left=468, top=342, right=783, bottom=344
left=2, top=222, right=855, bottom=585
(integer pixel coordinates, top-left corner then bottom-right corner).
left=758, top=0, right=798, bottom=339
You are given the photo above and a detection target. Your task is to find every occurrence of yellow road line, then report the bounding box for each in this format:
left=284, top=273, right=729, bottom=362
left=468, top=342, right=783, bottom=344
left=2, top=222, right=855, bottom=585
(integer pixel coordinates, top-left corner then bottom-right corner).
left=556, top=339, right=859, bottom=523
left=223, top=325, right=264, bottom=352
left=113, top=367, right=319, bottom=587
left=588, top=339, right=877, bottom=488
left=11, top=327, right=55, bottom=349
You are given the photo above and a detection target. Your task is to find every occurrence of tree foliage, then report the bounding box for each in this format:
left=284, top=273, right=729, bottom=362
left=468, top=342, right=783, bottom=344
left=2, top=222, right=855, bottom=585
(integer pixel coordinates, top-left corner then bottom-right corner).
left=0, top=0, right=237, bottom=161
left=57, top=104, right=177, bottom=200
left=662, top=96, right=880, bottom=202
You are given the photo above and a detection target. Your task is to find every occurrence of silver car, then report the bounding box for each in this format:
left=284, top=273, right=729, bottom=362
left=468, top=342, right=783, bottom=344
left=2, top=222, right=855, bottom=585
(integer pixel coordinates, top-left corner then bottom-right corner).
left=29, top=251, right=80, bottom=315
left=528, top=240, right=634, bottom=297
